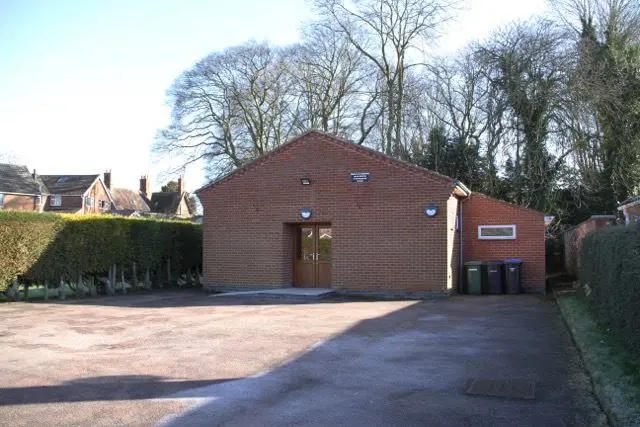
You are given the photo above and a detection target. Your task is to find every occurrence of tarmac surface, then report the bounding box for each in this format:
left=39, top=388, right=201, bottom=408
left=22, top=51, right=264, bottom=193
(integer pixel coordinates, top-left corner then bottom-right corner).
left=0, top=291, right=606, bottom=426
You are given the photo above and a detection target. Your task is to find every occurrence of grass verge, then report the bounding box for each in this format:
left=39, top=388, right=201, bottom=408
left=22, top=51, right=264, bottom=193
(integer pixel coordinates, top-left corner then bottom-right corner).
left=556, top=291, right=640, bottom=427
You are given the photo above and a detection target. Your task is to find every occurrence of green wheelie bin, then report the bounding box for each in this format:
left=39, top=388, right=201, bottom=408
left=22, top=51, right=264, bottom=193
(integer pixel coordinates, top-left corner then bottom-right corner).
left=465, top=261, right=484, bottom=295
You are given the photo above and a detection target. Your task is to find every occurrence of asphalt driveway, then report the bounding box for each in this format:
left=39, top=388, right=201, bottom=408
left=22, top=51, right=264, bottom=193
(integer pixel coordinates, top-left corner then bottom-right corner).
left=0, top=292, right=605, bottom=426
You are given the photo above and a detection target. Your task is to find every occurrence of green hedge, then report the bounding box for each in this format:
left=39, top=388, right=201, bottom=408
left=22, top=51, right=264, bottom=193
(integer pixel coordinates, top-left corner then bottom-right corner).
left=579, top=225, right=640, bottom=355
left=0, top=212, right=202, bottom=293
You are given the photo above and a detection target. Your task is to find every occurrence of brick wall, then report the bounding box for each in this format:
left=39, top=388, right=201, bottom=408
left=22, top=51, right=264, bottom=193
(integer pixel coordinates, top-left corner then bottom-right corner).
left=563, top=215, right=616, bottom=276
left=1, top=194, right=39, bottom=211
left=463, top=194, right=546, bottom=292
left=83, top=180, right=111, bottom=214
left=199, top=132, right=455, bottom=293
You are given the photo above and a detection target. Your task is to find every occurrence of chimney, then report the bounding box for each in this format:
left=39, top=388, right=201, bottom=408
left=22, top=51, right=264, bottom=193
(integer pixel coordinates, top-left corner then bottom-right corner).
left=139, top=175, right=150, bottom=198
left=103, top=169, right=112, bottom=190
left=32, top=169, right=37, bottom=179
left=178, top=176, right=184, bottom=194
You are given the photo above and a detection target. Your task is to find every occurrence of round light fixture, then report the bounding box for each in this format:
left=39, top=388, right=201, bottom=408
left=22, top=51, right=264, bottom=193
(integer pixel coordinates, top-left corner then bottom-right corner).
left=424, top=204, right=439, bottom=217
left=300, top=208, right=312, bottom=220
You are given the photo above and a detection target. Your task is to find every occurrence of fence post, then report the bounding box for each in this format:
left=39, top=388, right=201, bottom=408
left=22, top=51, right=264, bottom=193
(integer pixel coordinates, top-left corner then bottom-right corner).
left=121, top=266, right=126, bottom=295
left=77, top=272, right=85, bottom=298
left=166, top=258, right=171, bottom=287
left=132, top=262, right=137, bottom=288
left=59, top=276, right=66, bottom=300
left=7, top=277, right=19, bottom=301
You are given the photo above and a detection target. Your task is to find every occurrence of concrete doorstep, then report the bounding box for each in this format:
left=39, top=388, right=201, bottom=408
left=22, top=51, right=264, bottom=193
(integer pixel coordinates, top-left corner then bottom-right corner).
left=213, top=288, right=336, bottom=300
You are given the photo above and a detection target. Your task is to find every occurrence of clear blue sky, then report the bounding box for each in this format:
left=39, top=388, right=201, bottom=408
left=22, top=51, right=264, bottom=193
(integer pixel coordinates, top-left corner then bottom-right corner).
left=0, top=0, right=546, bottom=192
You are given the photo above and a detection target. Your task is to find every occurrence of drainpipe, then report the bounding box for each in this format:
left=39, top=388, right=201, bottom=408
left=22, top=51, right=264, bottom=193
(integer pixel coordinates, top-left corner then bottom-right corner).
left=455, top=180, right=472, bottom=294
left=458, top=199, right=464, bottom=294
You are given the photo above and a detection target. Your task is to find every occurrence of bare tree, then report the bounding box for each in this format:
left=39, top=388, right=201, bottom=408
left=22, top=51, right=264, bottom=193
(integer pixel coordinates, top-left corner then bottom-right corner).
left=154, top=41, right=297, bottom=179
left=313, top=0, right=458, bottom=157
left=289, top=24, right=373, bottom=139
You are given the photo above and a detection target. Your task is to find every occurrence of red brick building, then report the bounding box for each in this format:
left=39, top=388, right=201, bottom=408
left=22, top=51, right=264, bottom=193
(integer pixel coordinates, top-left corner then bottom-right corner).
left=197, top=131, right=546, bottom=296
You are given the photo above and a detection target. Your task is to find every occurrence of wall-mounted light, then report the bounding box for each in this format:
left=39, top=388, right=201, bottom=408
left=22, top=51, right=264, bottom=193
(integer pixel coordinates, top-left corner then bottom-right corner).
left=425, top=203, right=439, bottom=217
left=300, top=208, right=312, bottom=220
left=300, top=177, right=312, bottom=185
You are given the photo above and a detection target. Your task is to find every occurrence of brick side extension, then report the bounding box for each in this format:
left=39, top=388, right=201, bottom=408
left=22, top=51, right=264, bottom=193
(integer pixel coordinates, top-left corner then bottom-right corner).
left=463, top=194, right=546, bottom=292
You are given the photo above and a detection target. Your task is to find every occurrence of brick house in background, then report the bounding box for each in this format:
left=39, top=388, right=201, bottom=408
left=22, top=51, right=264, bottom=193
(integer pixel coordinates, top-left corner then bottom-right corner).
left=196, top=131, right=546, bottom=296
left=39, top=174, right=113, bottom=214
left=148, top=177, right=192, bottom=218
left=618, top=196, right=640, bottom=225
left=0, top=163, right=46, bottom=212
left=107, top=172, right=193, bottom=218
left=0, top=163, right=114, bottom=214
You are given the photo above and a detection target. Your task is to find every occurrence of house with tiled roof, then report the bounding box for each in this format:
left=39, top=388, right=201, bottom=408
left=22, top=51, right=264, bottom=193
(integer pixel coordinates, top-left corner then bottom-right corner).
left=0, top=164, right=113, bottom=214
left=618, top=195, right=640, bottom=225
left=107, top=172, right=193, bottom=218
left=0, top=163, right=46, bottom=211
left=39, top=174, right=113, bottom=214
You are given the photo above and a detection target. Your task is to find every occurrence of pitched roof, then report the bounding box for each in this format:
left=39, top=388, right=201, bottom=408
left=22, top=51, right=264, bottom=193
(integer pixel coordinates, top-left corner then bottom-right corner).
left=40, top=175, right=100, bottom=195
left=111, top=188, right=150, bottom=212
left=195, top=130, right=469, bottom=195
left=149, top=192, right=184, bottom=214
left=619, top=195, right=640, bottom=209
left=0, top=163, right=43, bottom=195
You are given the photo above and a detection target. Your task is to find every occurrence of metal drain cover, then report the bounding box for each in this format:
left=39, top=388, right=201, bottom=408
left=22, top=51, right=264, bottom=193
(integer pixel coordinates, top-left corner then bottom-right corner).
left=466, top=379, right=536, bottom=400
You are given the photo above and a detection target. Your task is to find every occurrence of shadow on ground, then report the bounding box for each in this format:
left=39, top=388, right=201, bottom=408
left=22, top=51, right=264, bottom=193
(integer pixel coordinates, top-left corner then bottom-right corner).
left=29, top=289, right=393, bottom=308
left=158, top=295, right=605, bottom=426
left=0, top=375, right=236, bottom=405
left=0, top=294, right=606, bottom=426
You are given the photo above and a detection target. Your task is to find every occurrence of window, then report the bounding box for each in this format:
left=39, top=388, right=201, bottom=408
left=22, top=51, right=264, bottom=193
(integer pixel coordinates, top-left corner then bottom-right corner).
left=50, top=195, right=61, bottom=207
left=99, top=200, right=108, bottom=210
left=0, top=193, right=4, bottom=208
left=86, top=197, right=94, bottom=208
left=478, top=225, right=517, bottom=240
left=35, top=195, right=42, bottom=206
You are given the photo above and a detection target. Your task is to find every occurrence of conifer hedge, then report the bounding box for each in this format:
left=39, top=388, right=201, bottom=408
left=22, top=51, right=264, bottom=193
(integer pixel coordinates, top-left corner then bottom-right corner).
left=579, top=225, right=640, bottom=354
left=0, top=212, right=202, bottom=293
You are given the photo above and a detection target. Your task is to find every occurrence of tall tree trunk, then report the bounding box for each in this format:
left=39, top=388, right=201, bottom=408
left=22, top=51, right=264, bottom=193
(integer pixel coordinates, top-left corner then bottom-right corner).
left=145, top=268, right=151, bottom=290
left=23, top=283, right=29, bottom=302
left=121, top=267, right=126, bottom=295
left=43, top=280, right=49, bottom=301
left=395, top=70, right=404, bottom=158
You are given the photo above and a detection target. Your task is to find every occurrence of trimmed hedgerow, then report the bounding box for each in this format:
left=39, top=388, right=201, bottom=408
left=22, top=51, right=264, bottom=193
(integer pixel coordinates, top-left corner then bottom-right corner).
left=0, top=212, right=63, bottom=291
left=0, top=212, right=202, bottom=293
left=579, top=224, right=640, bottom=355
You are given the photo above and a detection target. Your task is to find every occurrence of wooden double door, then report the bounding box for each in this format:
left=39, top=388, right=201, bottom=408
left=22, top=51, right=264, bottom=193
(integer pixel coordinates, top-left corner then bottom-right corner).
left=294, top=224, right=332, bottom=288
